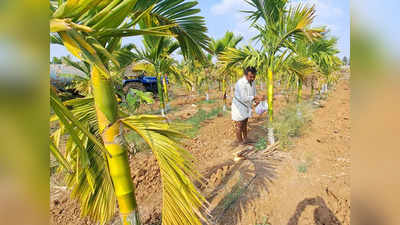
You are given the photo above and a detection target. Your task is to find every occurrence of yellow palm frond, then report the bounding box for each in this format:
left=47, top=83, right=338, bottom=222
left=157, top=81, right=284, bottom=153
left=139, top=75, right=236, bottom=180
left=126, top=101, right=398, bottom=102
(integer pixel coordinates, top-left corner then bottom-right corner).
left=50, top=88, right=117, bottom=223
left=121, top=115, right=209, bottom=225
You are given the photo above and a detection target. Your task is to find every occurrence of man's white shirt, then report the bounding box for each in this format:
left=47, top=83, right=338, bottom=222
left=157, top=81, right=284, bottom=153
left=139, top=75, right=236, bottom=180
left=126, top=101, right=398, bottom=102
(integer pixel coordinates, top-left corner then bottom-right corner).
left=231, top=76, right=256, bottom=121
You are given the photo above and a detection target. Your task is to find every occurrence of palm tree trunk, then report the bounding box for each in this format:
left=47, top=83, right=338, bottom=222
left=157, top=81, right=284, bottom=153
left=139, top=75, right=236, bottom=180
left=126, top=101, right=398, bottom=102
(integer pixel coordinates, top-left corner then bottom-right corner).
left=206, top=77, right=210, bottom=101
left=91, top=67, right=140, bottom=225
left=222, top=77, right=227, bottom=111
left=311, top=78, right=314, bottom=98
left=156, top=72, right=165, bottom=116
left=162, top=75, right=169, bottom=111
left=297, top=78, right=303, bottom=103
left=267, top=69, right=274, bottom=123
left=267, top=68, right=275, bottom=145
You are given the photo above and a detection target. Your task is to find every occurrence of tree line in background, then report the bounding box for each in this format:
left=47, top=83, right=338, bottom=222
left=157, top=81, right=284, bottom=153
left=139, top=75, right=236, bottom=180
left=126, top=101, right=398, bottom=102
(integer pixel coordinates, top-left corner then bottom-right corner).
left=49, top=0, right=345, bottom=225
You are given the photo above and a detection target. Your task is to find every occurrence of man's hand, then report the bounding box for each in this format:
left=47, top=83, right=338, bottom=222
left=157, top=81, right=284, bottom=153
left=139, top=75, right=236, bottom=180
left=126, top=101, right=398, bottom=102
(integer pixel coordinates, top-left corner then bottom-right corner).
left=254, top=95, right=266, bottom=106
left=254, top=95, right=265, bottom=103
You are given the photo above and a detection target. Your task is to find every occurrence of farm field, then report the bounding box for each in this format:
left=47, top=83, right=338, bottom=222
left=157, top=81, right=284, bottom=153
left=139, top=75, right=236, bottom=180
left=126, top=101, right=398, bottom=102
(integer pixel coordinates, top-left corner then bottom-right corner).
left=49, top=0, right=350, bottom=224
left=50, top=74, right=350, bottom=225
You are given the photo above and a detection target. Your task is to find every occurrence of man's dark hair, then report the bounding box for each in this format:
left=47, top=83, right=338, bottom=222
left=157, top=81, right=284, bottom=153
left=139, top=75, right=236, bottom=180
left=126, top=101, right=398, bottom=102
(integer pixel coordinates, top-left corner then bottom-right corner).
left=244, top=66, right=257, bottom=75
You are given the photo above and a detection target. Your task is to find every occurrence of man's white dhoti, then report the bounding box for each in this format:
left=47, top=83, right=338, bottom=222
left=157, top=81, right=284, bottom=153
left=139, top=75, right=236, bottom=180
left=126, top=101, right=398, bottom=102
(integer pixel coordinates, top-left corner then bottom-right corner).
left=231, top=76, right=256, bottom=121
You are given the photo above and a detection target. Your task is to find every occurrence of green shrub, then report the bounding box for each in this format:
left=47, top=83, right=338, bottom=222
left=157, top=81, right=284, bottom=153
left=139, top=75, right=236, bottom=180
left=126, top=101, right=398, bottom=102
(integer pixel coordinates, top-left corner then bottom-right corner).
left=255, top=137, right=267, bottom=151
left=272, top=101, right=313, bottom=150
left=199, top=99, right=216, bottom=105
left=255, top=217, right=271, bottom=225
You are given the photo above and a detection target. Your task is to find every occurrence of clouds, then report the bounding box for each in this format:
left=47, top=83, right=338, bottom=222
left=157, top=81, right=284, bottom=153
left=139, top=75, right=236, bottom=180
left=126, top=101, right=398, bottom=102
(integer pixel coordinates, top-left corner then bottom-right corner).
left=210, top=0, right=256, bottom=46
left=210, top=0, right=247, bottom=15
left=289, top=0, right=345, bottom=24
left=208, top=0, right=349, bottom=57
left=307, top=0, right=343, bottom=17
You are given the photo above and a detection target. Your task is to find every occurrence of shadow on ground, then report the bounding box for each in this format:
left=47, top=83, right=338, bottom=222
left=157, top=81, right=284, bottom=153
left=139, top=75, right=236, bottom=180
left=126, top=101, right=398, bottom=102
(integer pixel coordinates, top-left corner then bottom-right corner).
left=199, top=146, right=279, bottom=225
left=287, top=196, right=342, bottom=225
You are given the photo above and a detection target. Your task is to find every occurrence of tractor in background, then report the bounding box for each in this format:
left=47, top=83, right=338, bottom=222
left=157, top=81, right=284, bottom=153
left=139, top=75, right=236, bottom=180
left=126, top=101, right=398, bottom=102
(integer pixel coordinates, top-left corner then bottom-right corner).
left=122, top=74, right=168, bottom=97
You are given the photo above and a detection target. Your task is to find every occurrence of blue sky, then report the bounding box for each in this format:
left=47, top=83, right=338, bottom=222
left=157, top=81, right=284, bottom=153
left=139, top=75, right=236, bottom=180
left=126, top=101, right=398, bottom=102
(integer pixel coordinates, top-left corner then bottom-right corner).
left=50, top=0, right=350, bottom=59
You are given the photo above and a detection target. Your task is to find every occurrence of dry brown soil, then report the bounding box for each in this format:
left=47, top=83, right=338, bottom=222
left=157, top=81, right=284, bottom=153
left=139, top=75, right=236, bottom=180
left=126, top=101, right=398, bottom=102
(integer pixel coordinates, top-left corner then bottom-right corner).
left=50, top=79, right=350, bottom=225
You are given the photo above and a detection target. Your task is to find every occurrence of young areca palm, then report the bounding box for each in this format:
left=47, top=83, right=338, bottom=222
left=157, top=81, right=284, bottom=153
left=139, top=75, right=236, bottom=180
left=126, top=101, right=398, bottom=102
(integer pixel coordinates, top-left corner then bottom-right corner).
left=220, top=1, right=322, bottom=144
left=50, top=0, right=211, bottom=225
left=305, top=32, right=342, bottom=96
left=176, top=59, right=209, bottom=95
left=210, top=31, right=243, bottom=110
left=130, top=37, right=181, bottom=115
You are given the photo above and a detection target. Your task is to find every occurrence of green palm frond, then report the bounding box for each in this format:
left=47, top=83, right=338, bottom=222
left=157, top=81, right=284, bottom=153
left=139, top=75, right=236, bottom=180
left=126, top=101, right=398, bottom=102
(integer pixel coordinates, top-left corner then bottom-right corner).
left=218, top=45, right=263, bottom=71
left=131, top=37, right=180, bottom=78
left=51, top=0, right=182, bottom=74
left=112, top=44, right=138, bottom=70
left=243, top=0, right=288, bottom=25
left=51, top=33, right=63, bottom=45
left=50, top=140, right=74, bottom=173
left=134, top=0, right=211, bottom=61
left=62, top=56, right=91, bottom=76
left=286, top=56, right=314, bottom=80
left=246, top=1, right=322, bottom=57
left=210, top=31, right=243, bottom=56
left=121, top=115, right=209, bottom=225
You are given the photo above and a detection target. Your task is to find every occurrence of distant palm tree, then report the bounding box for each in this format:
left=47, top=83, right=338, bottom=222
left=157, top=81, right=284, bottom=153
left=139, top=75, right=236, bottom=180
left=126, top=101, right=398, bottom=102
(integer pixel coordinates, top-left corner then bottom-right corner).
left=130, top=37, right=181, bottom=115
left=307, top=33, right=342, bottom=95
left=210, top=31, right=243, bottom=110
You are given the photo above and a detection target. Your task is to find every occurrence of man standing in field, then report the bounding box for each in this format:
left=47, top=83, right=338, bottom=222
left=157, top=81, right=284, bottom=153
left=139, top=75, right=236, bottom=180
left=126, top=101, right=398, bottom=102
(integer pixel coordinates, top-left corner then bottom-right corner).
left=231, top=66, right=262, bottom=146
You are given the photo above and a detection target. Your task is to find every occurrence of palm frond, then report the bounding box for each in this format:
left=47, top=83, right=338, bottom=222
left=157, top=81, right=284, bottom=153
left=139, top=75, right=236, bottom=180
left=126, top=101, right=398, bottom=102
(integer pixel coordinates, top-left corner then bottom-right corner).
left=243, top=0, right=288, bottom=25
left=210, top=31, right=243, bottom=56
left=62, top=56, right=91, bottom=76
left=50, top=140, right=74, bottom=173
left=50, top=87, right=107, bottom=155
left=135, top=0, right=211, bottom=61
left=50, top=88, right=117, bottom=224
left=131, top=62, right=156, bottom=74
left=286, top=56, right=314, bottom=80
left=121, top=115, right=209, bottom=225
left=50, top=33, right=63, bottom=45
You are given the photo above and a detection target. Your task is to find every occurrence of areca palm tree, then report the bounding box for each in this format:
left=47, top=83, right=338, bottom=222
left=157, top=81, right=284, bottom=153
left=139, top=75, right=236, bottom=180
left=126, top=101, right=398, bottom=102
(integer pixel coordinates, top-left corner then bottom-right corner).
left=176, top=58, right=209, bottom=95
left=130, top=37, right=181, bottom=115
left=50, top=0, right=211, bottom=225
left=304, top=32, right=341, bottom=97
left=203, top=53, right=215, bottom=100
left=282, top=54, right=315, bottom=103
left=219, top=0, right=322, bottom=144
left=210, top=31, right=243, bottom=110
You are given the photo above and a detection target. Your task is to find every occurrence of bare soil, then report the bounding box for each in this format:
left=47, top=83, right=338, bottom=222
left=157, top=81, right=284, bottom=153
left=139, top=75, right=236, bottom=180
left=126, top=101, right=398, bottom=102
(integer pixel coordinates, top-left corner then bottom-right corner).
left=50, top=79, right=350, bottom=225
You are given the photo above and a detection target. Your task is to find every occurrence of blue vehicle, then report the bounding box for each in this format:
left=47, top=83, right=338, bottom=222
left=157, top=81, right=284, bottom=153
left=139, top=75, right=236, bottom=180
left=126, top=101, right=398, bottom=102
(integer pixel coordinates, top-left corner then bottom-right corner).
left=122, top=74, right=168, bottom=96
